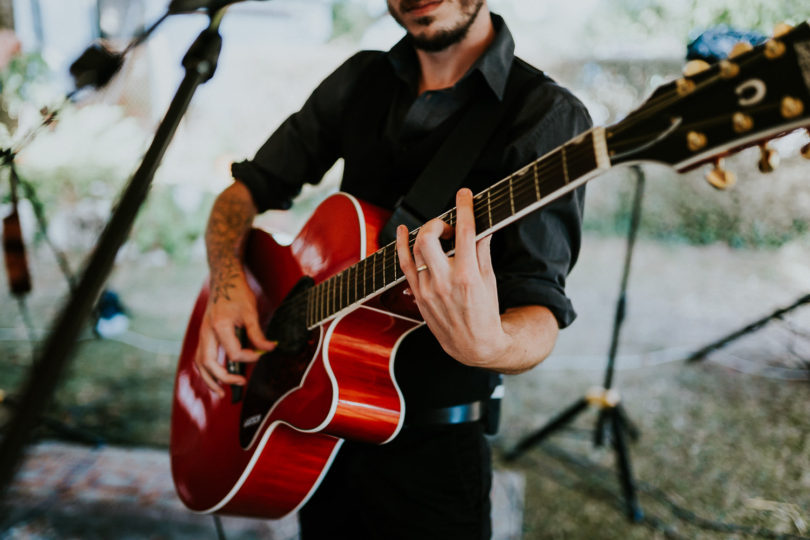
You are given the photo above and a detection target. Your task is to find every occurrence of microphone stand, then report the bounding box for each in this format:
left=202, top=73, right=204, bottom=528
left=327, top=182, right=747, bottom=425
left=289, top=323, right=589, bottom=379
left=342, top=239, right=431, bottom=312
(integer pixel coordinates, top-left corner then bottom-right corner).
left=505, top=165, right=646, bottom=523
left=0, top=6, right=228, bottom=502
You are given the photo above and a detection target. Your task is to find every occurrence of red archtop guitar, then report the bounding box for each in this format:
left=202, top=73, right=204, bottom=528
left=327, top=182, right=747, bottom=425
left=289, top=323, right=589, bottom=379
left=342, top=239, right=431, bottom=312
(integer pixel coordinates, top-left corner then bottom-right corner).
left=171, top=24, right=810, bottom=518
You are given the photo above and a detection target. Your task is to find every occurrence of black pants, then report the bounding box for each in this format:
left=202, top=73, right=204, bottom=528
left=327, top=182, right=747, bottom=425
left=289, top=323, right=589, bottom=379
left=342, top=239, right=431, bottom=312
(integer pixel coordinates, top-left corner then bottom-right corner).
left=299, top=421, right=492, bottom=540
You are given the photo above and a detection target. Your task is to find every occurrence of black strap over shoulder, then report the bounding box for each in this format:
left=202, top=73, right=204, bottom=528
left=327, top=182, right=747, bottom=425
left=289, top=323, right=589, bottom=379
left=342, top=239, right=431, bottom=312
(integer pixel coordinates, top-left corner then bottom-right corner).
left=378, top=60, right=545, bottom=245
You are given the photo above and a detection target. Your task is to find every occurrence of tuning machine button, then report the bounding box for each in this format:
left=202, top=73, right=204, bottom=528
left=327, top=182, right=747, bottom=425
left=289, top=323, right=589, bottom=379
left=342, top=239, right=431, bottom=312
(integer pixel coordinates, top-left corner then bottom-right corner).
left=773, top=23, right=793, bottom=38
left=687, top=131, right=708, bottom=152
left=706, top=158, right=736, bottom=190
left=718, top=60, right=740, bottom=79
left=683, top=60, right=711, bottom=77
left=781, top=97, right=805, bottom=119
left=758, top=143, right=780, bottom=173
left=732, top=112, right=754, bottom=133
left=765, top=39, right=787, bottom=60
left=729, top=42, right=754, bottom=58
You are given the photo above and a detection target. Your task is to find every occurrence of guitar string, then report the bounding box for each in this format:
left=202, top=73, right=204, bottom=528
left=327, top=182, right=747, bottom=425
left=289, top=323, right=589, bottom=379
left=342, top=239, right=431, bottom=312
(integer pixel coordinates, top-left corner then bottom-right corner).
left=302, top=148, right=576, bottom=312
left=287, top=141, right=597, bottom=325
left=306, top=141, right=591, bottom=304
left=299, top=140, right=596, bottom=322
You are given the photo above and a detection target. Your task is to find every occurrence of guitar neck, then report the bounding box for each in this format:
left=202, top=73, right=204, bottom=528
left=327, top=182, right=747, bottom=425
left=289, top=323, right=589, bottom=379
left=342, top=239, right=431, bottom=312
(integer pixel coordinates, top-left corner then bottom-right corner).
left=304, top=127, right=611, bottom=328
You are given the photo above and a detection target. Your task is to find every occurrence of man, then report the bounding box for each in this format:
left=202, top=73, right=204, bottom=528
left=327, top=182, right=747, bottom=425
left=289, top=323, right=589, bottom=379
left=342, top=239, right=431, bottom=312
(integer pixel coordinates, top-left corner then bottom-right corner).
left=195, top=0, right=590, bottom=537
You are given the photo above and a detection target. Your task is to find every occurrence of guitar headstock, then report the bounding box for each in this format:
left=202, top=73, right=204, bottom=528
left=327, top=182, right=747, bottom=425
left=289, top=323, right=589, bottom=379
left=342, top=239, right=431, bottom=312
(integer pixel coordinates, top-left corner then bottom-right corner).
left=607, top=22, right=810, bottom=188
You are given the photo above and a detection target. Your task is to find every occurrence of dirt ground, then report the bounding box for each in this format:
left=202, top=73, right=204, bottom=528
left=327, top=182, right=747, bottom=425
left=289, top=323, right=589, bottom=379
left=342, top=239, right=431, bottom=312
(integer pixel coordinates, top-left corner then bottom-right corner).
left=1, top=223, right=809, bottom=538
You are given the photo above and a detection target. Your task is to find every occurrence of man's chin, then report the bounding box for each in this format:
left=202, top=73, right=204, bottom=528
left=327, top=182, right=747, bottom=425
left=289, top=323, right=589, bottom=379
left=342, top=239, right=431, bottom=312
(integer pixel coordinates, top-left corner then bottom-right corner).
left=409, top=30, right=459, bottom=52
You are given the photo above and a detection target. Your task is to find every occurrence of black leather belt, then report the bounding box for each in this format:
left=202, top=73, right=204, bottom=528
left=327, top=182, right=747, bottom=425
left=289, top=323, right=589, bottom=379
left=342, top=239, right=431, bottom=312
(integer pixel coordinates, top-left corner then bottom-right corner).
left=405, top=400, right=486, bottom=426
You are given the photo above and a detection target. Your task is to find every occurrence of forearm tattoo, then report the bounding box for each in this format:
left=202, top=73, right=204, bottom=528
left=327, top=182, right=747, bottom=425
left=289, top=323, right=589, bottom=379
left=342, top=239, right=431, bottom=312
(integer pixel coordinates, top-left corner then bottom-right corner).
left=205, top=189, right=256, bottom=303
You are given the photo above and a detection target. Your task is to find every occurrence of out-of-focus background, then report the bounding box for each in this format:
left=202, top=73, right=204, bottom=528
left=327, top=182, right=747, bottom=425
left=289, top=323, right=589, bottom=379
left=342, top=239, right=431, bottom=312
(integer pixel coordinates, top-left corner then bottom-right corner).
left=0, top=0, right=809, bottom=538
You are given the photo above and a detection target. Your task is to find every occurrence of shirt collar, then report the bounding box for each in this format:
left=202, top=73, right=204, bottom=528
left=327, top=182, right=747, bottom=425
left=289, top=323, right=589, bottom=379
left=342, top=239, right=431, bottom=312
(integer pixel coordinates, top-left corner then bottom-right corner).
left=387, top=14, right=515, bottom=101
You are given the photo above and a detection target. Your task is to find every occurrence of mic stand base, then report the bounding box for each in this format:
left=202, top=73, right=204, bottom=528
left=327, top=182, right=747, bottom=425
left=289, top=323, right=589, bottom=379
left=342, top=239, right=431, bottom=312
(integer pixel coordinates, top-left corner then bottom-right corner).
left=503, top=389, right=643, bottom=523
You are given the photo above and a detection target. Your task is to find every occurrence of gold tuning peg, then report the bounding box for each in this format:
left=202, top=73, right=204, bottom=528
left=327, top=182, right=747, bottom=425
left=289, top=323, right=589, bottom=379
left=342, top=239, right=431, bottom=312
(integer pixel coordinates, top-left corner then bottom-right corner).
left=706, top=158, right=736, bottom=190
left=729, top=42, right=754, bottom=58
left=801, top=130, right=810, bottom=160
left=683, top=59, right=711, bottom=77
left=773, top=23, right=793, bottom=38
left=801, top=129, right=810, bottom=160
left=758, top=143, right=780, bottom=173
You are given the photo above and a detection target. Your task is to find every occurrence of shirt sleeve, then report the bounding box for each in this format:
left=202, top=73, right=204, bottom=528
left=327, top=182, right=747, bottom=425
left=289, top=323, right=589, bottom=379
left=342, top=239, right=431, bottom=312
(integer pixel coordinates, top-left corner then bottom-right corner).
left=492, top=86, right=592, bottom=329
left=232, top=51, right=383, bottom=212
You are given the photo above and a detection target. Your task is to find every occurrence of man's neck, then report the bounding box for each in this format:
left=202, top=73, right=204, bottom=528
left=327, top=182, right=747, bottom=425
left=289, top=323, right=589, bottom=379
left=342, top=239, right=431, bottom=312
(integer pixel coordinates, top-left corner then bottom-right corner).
left=415, top=7, right=495, bottom=95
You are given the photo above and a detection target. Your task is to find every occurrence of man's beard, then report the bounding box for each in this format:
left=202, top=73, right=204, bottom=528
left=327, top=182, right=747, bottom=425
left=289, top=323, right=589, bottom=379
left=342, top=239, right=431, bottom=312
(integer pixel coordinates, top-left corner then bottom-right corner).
left=389, top=0, right=485, bottom=53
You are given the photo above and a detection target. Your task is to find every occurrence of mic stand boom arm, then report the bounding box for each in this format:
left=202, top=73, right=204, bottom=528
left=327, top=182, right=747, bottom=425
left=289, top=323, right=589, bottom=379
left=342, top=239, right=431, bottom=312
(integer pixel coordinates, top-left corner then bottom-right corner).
left=0, top=7, right=227, bottom=501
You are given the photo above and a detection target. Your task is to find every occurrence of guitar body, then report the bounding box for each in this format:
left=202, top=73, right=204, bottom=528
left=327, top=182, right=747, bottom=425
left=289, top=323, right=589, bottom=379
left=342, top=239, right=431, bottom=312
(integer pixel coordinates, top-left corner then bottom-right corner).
left=170, top=193, right=423, bottom=518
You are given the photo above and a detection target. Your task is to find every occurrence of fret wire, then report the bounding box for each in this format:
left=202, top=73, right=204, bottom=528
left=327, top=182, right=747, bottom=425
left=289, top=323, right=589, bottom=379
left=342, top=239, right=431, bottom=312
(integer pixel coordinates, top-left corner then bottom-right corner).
left=321, top=279, right=329, bottom=319
left=562, top=145, right=570, bottom=184
left=320, top=279, right=326, bottom=320
left=487, top=190, right=492, bottom=228
left=363, top=257, right=368, bottom=299
left=307, top=288, right=313, bottom=327
left=345, top=266, right=351, bottom=307
left=330, top=277, right=335, bottom=317
left=508, top=175, right=515, bottom=215
left=346, top=266, right=352, bottom=306
left=533, top=162, right=541, bottom=201
left=338, top=272, right=343, bottom=312
left=317, top=280, right=323, bottom=323
left=344, top=266, right=350, bottom=306
left=352, top=265, right=356, bottom=303
left=381, top=248, right=387, bottom=286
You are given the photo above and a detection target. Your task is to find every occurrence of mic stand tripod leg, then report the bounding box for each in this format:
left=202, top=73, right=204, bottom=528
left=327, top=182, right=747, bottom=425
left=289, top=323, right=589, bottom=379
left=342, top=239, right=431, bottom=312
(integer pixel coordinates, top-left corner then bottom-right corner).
left=503, top=397, right=589, bottom=461
left=590, top=388, right=642, bottom=522
left=609, top=405, right=643, bottom=522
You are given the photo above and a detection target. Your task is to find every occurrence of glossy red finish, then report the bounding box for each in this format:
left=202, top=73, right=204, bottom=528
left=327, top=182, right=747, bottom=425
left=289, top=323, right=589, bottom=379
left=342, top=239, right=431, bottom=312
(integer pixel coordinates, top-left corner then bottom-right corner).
left=325, top=307, right=419, bottom=442
left=380, top=281, right=422, bottom=319
left=170, top=193, right=422, bottom=519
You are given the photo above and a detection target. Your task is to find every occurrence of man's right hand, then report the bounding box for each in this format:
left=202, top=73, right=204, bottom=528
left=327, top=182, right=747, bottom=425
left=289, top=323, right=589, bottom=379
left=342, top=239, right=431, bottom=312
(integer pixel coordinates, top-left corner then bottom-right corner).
left=194, top=181, right=278, bottom=397
left=194, top=274, right=277, bottom=397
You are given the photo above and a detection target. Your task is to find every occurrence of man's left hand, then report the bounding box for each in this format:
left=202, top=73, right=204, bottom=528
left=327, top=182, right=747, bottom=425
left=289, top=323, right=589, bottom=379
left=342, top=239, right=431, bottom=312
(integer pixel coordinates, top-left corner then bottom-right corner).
left=396, top=188, right=509, bottom=368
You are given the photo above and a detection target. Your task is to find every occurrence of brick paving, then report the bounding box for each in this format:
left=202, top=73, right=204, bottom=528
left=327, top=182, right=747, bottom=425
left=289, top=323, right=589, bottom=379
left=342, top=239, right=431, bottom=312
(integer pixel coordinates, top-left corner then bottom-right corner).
left=2, top=441, right=524, bottom=539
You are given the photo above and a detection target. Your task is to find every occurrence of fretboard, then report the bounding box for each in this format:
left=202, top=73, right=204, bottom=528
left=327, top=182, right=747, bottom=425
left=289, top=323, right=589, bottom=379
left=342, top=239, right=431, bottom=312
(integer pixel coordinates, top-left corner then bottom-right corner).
left=303, top=127, right=610, bottom=328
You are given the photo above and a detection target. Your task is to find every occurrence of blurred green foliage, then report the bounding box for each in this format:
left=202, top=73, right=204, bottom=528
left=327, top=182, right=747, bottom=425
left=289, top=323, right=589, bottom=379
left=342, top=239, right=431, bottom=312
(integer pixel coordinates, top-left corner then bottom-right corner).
left=132, top=186, right=213, bottom=259
left=0, top=51, right=49, bottom=106
left=626, top=0, right=809, bottom=34
left=330, top=0, right=379, bottom=40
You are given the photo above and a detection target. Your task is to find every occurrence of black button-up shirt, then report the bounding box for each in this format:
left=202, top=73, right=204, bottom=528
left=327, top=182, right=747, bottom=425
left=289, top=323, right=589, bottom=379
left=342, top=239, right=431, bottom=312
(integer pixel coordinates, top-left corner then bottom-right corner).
left=233, top=15, right=591, bottom=409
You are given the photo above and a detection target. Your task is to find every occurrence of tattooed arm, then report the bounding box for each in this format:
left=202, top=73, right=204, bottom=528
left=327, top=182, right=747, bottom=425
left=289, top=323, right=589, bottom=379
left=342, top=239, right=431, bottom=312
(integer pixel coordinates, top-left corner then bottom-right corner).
left=194, top=181, right=277, bottom=396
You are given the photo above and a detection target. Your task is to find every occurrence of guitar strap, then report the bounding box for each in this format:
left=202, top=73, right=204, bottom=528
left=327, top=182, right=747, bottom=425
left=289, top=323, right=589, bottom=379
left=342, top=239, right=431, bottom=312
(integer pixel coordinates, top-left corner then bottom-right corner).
left=378, top=60, right=542, bottom=245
